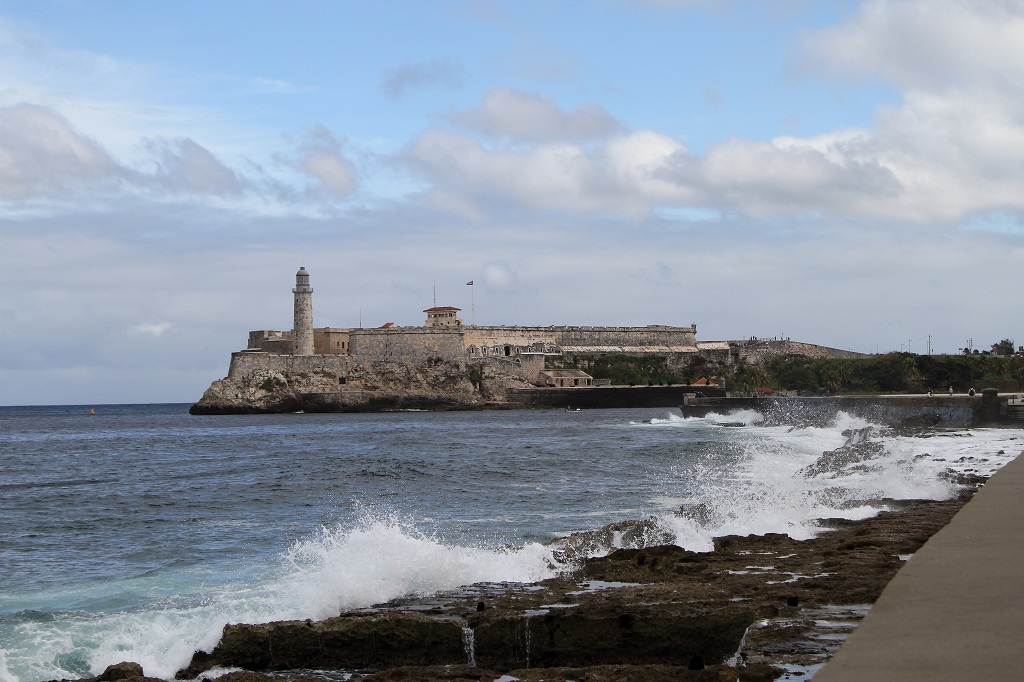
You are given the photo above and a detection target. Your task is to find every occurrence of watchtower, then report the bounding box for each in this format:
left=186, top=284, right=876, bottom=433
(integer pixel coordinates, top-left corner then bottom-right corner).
left=424, top=306, right=462, bottom=328
left=292, top=267, right=314, bottom=355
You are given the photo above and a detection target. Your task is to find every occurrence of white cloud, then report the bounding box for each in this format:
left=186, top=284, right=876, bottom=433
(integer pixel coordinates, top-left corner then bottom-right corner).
left=142, top=137, right=246, bottom=196
left=449, top=88, right=622, bottom=141
left=804, top=0, right=1024, bottom=91
left=278, top=126, right=357, bottom=199
left=0, top=104, right=121, bottom=200
left=401, top=0, right=1024, bottom=226
left=482, top=260, right=518, bottom=289
left=130, top=323, right=173, bottom=336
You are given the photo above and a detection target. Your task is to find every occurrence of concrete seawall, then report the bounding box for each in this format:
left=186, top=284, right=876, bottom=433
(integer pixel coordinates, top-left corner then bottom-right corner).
left=679, top=394, right=1008, bottom=428
left=509, top=385, right=726, bottom=409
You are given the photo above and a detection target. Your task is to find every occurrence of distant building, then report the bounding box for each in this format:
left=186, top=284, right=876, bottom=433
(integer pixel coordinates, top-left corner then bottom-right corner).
left=424, top=306, right=463, bottom=328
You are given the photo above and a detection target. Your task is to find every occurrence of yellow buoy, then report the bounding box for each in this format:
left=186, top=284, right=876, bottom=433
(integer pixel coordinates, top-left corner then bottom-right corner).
left=89, top=408, right=95, bottom=415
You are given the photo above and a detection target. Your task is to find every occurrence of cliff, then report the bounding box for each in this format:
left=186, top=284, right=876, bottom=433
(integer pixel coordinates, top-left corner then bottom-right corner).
left=189, top=353, right=537, bottom=414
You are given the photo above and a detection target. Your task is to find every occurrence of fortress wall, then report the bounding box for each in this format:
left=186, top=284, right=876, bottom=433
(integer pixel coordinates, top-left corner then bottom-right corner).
left=313, top=328, right=351, bottom=355
left=462, top=325, right=698, bottom=355
left=464, top=327, right=560, bottom=355
left=349, top=327, right=467, bottom=367
left=557, top=325, right=697, bottom=348
left=248, top=330, right=294, bottom=353
left=228, top=351, right=353, bottom=379
left=737, top=340, right=868, bottom=365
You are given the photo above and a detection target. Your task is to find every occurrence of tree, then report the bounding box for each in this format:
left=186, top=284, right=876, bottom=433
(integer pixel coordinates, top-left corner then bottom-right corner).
left=991, top=338, right=1015, bottom=356
left=819, top=359, right=853, bottom=393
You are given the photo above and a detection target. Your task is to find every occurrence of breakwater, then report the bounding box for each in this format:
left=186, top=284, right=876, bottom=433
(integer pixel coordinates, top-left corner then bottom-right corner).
left=508, top=385, right=725, bottom=409
left=679, top=392, right=1012, bottom=427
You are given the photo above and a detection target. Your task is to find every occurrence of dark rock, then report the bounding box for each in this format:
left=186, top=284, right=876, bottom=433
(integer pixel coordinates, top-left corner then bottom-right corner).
left=179, top=612, right=464, bottom=676
left=54, top=662, right=166, bottom=682
left=364, top=663, right=782, bottom=681
left=95, top=663, right=145, bottom=682
left=172, top=480, right=980, bottom=681
left=469, top=602, right=755, bottom=670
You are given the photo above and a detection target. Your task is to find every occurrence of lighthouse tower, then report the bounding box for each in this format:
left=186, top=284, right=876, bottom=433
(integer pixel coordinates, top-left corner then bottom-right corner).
left=292, top=266, right=314, bottom=355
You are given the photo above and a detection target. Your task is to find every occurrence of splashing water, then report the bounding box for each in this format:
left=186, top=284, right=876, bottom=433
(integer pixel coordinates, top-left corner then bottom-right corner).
left=0, top=518, right=561, bottom=682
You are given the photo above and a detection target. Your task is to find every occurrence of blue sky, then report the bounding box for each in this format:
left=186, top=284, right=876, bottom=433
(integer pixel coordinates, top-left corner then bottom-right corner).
left=1, top=0, right=1022, bottom=405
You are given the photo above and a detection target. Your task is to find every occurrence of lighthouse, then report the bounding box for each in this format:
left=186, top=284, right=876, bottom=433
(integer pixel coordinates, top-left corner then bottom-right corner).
left=292, top=266, right=314, bottom=355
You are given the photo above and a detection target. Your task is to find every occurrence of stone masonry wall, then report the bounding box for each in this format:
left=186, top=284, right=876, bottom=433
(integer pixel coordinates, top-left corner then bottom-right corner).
left=228, top=351, right=354, bottom=381
left=736, top=340, right=868, bottom=365
left=558, top=325, right=697, bottom=348
left=349, top=327, right=467, bottom=368
left=462, top=325, right=697, bottom=356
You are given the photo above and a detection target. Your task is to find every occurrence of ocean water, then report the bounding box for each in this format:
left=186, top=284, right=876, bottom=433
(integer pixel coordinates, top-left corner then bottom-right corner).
left=0, top=403, right=1020, bottom=682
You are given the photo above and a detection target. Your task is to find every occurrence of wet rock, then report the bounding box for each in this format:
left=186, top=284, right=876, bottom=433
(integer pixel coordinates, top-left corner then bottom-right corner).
left=51, top=662, right=166, bottom=682
left=178, top=612, right=464, bottom=676
left=469, top=602, right=756, bottom=670
left=361, top=663, right=781, bottom=681
left=173, top=482, right=980, bottom=682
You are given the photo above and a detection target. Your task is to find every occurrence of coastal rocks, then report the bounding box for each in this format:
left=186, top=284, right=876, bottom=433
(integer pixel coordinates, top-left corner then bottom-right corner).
left=468, top=602, right=755, bottom=670
left=171, top=487, right=980, bottom=681
left=55, top=662, right=166, bottom=682
left=189, top=357, right=498, bottom=414
left=179, top=612, right=465, bottom=676
left=362, top=663, right=781, bottom=681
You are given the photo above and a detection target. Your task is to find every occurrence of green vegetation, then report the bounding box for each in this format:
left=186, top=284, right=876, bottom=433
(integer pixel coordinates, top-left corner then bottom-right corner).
left=548, top=350, right=1024, bottom=394
left=550, top=354, right=688, bottom=386
left=758, top=353, right=1024, bottom=395
left=259, top=376, right=286, bottom=391
left=991, top=338, right=1016, bottom=356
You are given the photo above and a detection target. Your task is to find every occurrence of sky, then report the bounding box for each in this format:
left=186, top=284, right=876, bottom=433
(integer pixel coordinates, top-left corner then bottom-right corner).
left=1, top=0, right=1022, bottom=405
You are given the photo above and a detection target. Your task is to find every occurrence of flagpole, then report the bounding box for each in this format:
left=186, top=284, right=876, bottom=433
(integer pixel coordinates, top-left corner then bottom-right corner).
left=466, top=280, right=475, bottom=325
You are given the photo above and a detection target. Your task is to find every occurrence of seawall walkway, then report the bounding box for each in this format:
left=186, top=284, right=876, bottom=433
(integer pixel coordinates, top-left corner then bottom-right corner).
left=815, top=449, right=1024, bottom=681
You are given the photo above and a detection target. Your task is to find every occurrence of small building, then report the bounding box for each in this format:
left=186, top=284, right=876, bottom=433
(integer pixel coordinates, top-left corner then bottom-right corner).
left=539, top=369, right=594, bottom=388
left=424, top=306, right=463, bottom=328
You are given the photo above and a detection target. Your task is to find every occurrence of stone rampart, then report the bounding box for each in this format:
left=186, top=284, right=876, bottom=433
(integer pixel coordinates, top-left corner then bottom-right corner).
left=463, top=325, right=698, bottom=357
left=558, top=325, right=696, bottom=349
left=349, top=327, right=467, bottom=368
left=229, top=351, right=353, bottom=380
left=464, top=327, right=560, bottom=356
left=736, top=340, right=867, bottom=365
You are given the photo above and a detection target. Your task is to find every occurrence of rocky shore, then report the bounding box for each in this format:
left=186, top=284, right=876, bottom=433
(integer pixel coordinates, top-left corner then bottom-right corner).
left=65, top=473, right=982, bottom=682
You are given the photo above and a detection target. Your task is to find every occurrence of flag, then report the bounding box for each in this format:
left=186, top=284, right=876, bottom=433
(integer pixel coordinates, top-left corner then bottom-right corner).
left=466, top=280, right=474, bottom=285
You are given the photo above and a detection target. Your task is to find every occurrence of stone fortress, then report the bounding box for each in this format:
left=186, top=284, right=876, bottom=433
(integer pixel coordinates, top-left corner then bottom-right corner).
left=190, top=267, right=864, bottom=414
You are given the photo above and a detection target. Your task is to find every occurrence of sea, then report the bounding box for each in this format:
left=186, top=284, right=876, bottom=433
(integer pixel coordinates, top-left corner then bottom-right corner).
left=0, top=403, right=1020, bottom=682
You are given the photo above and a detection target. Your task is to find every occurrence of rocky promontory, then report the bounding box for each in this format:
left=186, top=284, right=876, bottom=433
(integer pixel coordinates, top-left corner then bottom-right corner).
left=189, top=357, right=530, bottom=415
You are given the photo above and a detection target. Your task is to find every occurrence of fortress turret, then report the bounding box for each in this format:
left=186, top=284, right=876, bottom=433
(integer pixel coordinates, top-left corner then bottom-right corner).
left=292, top=266, right=314, bottom=355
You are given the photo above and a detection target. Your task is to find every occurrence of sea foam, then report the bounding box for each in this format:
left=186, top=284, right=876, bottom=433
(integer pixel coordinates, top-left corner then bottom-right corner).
left=0, top=519, right=561, bottom=682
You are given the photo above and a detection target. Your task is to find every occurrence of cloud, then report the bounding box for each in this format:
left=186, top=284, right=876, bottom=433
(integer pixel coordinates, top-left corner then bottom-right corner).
left=449, top=88, right=623, bottom=141
left=142, top=137, right=246, bottom=196
left=277, top=126, right=357, bottom=199
left=130, top=322, right=173, bottom=336
left=804, top=0, right=1024, bottom=91
left=381, top=59, right=464, bottom=98
left=401, top=0, right=1024, bottom=226
left=482, top=260, right=518, bottom=289
left=0, top=104, right=121, bottom=200
left=406, top=128, right=654, bottom=217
